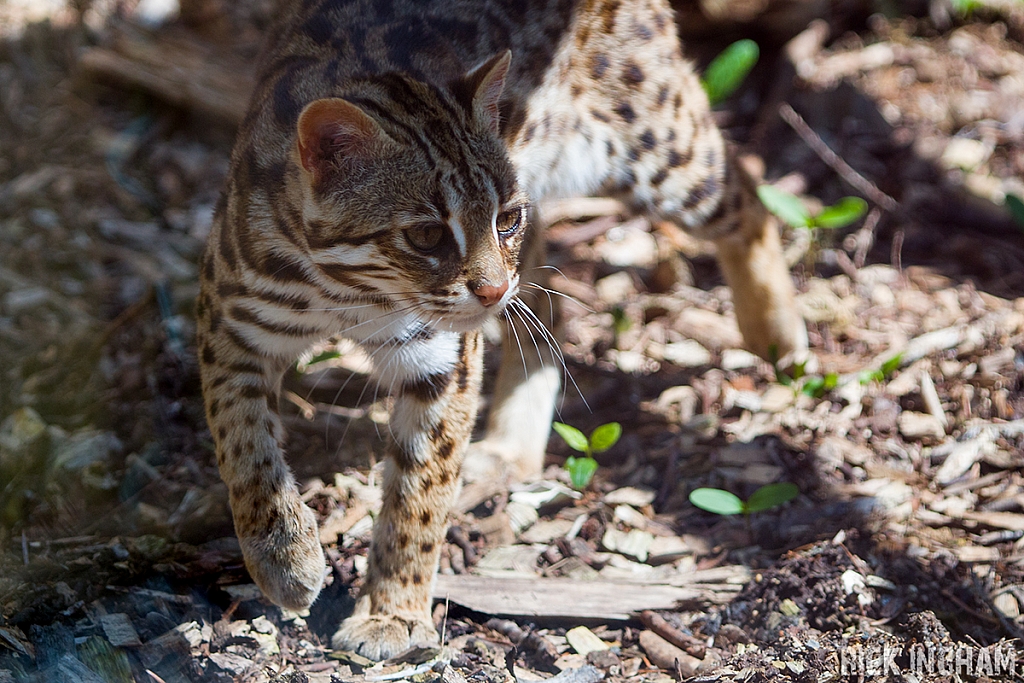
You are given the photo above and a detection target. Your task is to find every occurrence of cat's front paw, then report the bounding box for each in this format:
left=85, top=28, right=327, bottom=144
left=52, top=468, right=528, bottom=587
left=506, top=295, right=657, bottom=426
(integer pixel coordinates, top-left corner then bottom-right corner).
left=331, top=600, right=438, bottom=661
left=238, top=497, right=326, bottom=611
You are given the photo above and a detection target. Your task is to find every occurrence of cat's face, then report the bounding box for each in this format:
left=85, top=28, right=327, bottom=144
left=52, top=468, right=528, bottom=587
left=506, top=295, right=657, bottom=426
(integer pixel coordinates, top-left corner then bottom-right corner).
left=294, top=59, right=525, bottom=332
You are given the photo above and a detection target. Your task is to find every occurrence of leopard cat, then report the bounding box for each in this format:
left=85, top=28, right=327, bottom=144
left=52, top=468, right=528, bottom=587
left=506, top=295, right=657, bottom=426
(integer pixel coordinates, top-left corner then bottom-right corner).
left=196, top=0, right=808, bottom=661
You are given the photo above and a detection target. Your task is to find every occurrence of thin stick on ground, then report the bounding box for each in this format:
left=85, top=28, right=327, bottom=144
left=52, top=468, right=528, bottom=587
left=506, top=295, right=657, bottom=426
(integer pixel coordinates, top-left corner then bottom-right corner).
left=778, top=103, right=900, bottom=215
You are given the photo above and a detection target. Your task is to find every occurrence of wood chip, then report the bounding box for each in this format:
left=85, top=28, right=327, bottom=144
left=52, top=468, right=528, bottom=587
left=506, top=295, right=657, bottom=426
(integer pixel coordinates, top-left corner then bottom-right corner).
left=960, top=511, right=1024, bottom=531
left=898, top=411, right=945, bottom=440
left=952, top=545, right=1000, bottom=562
left=98, top=613, right=141, bottom=648
left=603, top=487, right=657, bottom=507
left=565, top=626, right=608, bottom=655
left=638, top=630, right=701, bottom=676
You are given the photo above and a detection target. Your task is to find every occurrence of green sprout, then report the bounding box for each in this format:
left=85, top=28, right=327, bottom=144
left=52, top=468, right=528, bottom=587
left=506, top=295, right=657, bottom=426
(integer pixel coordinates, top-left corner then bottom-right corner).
left=552, top=421, right=621, bottom=490
left=773, top=358, right=839, bottom=399
left=702, top=39, right=760, bottom=106
left=858, top=352, right=903, bottom=385
left=689, top=482, right=799, bottom=516
left=757, top=185, right=868, bottom=231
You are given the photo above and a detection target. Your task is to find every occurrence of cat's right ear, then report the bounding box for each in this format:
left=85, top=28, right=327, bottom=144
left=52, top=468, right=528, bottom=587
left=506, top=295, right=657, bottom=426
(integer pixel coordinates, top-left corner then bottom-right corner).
left=296, top=98, right=389, bottom=182
left=463, top=50, right=512, bottom=134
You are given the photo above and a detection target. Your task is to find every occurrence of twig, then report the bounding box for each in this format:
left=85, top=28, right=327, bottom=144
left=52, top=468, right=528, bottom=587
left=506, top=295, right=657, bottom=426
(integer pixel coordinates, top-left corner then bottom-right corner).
left=778, top=103, right=900, bottom=214
left=853, top=207, right=882, bottom=268
left=891, top=228, right=904, bottom=274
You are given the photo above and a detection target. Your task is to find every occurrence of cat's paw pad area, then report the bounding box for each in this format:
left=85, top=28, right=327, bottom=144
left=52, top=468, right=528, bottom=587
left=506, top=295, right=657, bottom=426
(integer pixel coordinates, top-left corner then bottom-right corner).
left=331, top=614, right=438, bottom=661
left=239, top=500, right=326, bottom=611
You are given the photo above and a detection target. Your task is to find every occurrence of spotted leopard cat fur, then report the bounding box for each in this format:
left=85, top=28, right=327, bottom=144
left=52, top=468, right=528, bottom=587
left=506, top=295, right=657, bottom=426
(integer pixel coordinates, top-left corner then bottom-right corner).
left=196, top=0, right=808, bottom=660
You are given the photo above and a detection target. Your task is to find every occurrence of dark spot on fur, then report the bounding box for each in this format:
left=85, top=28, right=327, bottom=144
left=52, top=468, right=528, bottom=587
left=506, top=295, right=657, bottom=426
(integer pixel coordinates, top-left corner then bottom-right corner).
left=657, top=85, right=670, bottom=107
left=614, top=101, right=636, bottom=123
left=437, top=438, right=455, bottom=460
left=591, top=109, right=610, bottom=123
left=590, top=53, right=609, bottom=80
left=420, top=510, right=433, bottom=526
left=403, top=371, right=452, bottom=402
left=421, top=542, right=434, bottom=554
left=412, top=572, right=423, bottom=585
left=684, top=175, right=721, bottom=209
left=201, top=345, right=216, bottom=365
left=639, top=129, right=656, bottom=150
left=651, top=168, right=668, bottom=186
left=668, top=149, right=690, bottom=168
left=623, top=62, right=645, bottom=85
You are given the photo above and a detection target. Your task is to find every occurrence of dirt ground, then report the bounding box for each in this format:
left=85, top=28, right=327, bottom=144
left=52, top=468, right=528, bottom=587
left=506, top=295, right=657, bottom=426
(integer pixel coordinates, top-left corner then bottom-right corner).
left=1, top=1, right=1024, bottom=681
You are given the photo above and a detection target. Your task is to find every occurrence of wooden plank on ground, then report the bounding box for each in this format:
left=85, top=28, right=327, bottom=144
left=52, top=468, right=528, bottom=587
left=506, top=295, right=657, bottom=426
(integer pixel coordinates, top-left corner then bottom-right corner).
left=78, top=22, right=255, bottom=125
left=432, top=573, right=742, bottom=621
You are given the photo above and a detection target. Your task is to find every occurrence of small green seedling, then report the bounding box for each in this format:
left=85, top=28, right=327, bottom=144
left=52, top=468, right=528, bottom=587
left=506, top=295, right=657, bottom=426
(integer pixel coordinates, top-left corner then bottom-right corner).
left=553, top=421, right=621, bottom=490
left=689, top=482, right=799, bottom=516
left=757, top=185, right=868, bottom=231
left=858, top=352, right=903, bottom=385
left=773, top=357, right=839, bottom=399
left=702, top=39, right=760, bottom=106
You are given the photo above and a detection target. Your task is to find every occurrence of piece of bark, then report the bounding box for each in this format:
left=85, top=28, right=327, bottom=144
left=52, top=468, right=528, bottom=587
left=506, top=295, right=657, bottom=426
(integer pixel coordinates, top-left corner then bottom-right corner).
left=432, top=575, right=737, bottom=621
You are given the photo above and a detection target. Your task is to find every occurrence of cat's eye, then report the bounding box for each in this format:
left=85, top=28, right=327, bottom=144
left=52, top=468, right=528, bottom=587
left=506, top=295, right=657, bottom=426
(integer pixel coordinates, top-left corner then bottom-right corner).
left=496, top=207, right=524, bottom=237
left=406, top=223, right=446, bottom=252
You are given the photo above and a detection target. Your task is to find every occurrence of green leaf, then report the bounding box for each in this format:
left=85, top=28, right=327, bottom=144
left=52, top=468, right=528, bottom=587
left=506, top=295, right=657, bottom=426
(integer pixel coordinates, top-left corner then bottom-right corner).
left=553, top=422, right=589, bottom=452
left=589, top=422, right=622, bottom=453
left=746, top=482, right=799, bottom=513
left=757, top=185, right=811, bottom=229
left=566, top=456, right=599, bottom=490
left=306, top=350, right=341, bottom=366
left=880, top=352, right=903, bottom=378
left=702, top=39, right=760, bottom=106
left=1007, top=195, right=1024, bottom=231
left=689, top=488, right=744, bottom=515
left=813, top=197, right=868, bottom=229
left=801, top=372, right=838, bottom=398
left=859, top=368, right=884, bottom=385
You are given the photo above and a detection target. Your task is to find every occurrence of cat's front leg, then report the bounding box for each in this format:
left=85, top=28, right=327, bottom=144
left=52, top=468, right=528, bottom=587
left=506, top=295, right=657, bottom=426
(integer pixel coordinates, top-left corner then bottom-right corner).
left=333, top=331, right=483, bottom=660
left=463, top=223, right=561, bottom=485
left=197, top=290, right=326, bottom=611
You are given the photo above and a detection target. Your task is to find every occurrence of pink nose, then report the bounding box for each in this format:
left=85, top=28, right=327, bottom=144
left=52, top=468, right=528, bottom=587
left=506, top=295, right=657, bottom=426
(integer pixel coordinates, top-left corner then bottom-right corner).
left=470, top=280, right=509, bottom=307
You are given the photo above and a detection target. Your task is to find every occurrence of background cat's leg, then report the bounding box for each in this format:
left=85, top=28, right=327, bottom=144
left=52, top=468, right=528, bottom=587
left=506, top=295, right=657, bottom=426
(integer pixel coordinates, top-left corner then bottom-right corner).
left=707, top=156, right=809, bottom=366
left=584, top=4, right=808, bottom=367
left=333, top=331, right=483, bottom=660
left=197, top=295, right=326, bottom=612
left=463, top=222, right=562, bottom=483
left=631, top=122, right=808, bottom=365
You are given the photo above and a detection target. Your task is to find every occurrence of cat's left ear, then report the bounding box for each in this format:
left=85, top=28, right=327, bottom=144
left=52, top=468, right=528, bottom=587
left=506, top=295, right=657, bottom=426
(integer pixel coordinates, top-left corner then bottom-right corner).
left=463, top=50, right=511, bottom=134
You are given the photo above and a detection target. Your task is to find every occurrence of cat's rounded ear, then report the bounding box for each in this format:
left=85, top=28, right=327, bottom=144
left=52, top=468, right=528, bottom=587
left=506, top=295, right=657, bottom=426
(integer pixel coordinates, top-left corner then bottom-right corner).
left=463, top=50, right=512, bottom=134
left=296, top=98, right=391, bottom=181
